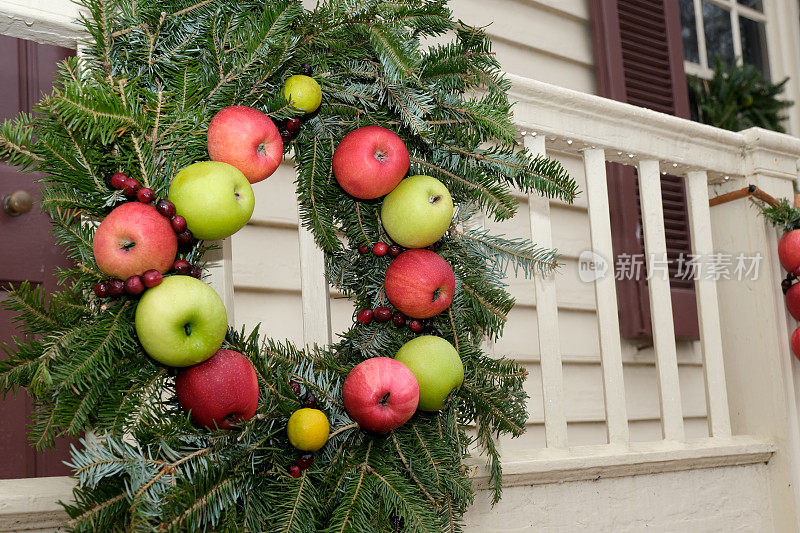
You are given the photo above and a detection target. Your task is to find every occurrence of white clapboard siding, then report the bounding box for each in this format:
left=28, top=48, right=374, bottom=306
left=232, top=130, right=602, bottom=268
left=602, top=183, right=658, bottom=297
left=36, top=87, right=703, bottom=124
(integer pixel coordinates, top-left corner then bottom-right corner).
left=448, top=0, right=595, bottom=92
left=637, top=160, right=685, bottom=441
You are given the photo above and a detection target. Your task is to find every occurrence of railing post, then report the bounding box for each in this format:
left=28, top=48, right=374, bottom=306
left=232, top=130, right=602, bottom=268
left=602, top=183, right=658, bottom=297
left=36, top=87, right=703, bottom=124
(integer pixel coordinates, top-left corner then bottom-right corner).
left=637, top=159, right=685, bottom=441
left=524, top=133, right=568, bottom=448
left=296, top=208, right=333, bottom=347
left=583, top=149, right=629, bottom=446
left=685, top=170, right=731, bottom=438
left=205, top=238, right=235, bottom=327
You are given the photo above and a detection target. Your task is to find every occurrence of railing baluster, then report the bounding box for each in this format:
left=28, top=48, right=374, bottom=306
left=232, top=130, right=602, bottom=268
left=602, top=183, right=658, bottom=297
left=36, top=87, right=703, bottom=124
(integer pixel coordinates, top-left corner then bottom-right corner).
left=205, top=239, right=236, bottom=327
left=583, top=149, right=630, bottom=445
left=524, top=134, right=568, bottom=448
left=685, top=170, right=732, bottom=438
left=637, top=159, right=685, bottom=441
left=297, top=205, right=333, bottom=347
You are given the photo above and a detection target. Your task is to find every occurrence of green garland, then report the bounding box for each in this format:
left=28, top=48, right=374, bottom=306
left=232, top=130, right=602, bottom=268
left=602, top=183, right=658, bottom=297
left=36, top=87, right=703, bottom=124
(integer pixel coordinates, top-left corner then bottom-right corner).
left=0, top=0, right=577, bottom=530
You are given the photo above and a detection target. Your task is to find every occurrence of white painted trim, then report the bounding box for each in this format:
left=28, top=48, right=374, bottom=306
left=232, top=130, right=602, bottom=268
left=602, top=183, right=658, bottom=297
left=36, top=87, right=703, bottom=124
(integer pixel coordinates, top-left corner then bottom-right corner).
left=0, top=476, right=73, bottom=531
left=637, top=160, right=684, bottom=441
left=205, top=238, right=235, bottom=326
left=0, top=437, right=775, bottom=531
left=582, top=148, right=629, bottom=445
left=296, top=205, right=332, bottom=347
left=685, top=170, right=731, bottom=438
left=0, top=1, right=83, bottom=48
left=507, top=74, right=800, bottom=182
left=524, top=133, right=567, bottom=449
left=469, top=436, right=775, bottom=488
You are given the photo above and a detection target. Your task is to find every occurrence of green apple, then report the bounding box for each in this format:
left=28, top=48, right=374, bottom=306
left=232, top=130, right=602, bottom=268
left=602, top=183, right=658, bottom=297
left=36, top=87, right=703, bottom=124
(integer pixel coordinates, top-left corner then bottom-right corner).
left=135, top=275, right=228, bottom=367
left=381, top=175, right=454, bottom=248
left=282, top=75, right=322, bottom=113
left=394, top=335, right=463, bottom=411
left=168, top=161, right=255, bottom=241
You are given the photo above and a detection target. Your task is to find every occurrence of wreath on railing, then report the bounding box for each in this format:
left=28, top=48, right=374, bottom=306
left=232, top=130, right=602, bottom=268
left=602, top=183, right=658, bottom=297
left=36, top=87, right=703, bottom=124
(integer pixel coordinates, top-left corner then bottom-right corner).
left=0, top=0, right=577, bottom=530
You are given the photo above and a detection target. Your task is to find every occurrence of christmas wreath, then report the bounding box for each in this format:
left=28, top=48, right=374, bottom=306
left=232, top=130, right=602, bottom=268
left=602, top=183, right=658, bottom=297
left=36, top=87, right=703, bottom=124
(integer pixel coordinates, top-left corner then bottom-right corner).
left=0, top=0, right=578, bottom=530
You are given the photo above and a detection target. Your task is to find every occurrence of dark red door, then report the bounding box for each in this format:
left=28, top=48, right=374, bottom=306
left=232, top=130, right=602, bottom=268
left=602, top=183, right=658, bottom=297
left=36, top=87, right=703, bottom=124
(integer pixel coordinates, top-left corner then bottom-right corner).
left=0, top=35, right=75, bottom=479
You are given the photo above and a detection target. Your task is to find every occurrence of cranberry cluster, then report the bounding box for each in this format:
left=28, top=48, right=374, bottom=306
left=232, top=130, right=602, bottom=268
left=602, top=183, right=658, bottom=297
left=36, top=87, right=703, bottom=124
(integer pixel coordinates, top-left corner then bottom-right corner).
left=277, top=117, right=303, bottom=144
left=782, top=268, right=800, bottom=294
left=92, top=260, right=203, bottom=300
left=287, top=378, right=318, bottom=478
left=92, top=270, right=163, bottom=298
left=356, top=306, right=427, bottom=333
left=358, top=241, right=403, bottom=258
left=109, top=172, right=194, bottom=246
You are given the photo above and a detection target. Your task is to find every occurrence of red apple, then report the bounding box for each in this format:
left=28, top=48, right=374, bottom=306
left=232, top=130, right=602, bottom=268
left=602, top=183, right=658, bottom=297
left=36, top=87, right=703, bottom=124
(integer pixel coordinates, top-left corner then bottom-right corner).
left=332, top=126, right=410, bottom=199
left=788, top=284, right=800, bottom=321
left=779, top=230, right=800, bottom=272
left=175, top=349, right=259, bottom=429
left=207, top=105, right=283, bottom=184
left=92, top=202, right=178, bottom=280
left=792, top=327, right=800, bottom=360
left=384, top=249, right=455, bottom=319
left=342, top=357, right=419, bottom=434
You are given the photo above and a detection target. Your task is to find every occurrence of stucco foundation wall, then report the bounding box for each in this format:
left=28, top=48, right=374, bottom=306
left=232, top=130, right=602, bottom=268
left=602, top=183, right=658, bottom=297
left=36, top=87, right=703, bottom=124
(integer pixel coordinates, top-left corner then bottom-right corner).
left=463, top=463, right=775, bottom=532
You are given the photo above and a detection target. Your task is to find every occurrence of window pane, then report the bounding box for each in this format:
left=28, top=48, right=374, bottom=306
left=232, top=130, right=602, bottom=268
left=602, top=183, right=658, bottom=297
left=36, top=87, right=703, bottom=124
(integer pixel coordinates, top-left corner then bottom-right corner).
left=702, top=1, right=735, bottom=67
left=680, top=0, right=700, bottom=63
left=740, top=16, right=770, bottom=78
left=738, top=0, right=763, bottom=11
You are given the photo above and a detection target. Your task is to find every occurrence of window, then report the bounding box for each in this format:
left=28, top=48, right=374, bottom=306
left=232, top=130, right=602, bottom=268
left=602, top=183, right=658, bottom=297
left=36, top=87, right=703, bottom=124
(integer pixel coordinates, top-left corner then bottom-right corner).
left=679, top=0, right=770, bottom=79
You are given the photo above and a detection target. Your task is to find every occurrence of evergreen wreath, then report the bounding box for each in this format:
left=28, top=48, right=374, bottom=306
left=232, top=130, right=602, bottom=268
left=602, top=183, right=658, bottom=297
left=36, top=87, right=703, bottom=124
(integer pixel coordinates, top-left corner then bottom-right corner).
left=0, top=0, right=578, bottom=531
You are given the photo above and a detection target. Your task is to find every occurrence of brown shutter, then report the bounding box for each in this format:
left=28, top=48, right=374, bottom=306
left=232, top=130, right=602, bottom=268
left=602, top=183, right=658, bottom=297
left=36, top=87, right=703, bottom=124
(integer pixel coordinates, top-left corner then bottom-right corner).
left=589, top=0, right=699, bottom=340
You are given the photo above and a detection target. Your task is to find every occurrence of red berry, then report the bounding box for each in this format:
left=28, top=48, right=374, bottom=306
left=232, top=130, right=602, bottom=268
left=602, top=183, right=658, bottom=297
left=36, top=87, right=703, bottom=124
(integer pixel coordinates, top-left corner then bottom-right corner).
left=172, top=260, right=191, bottom=275
left=286, top=118, right=302, bottom=133
left=110, top=172, right=128, bottom=190
left=392, top=311, right=406, bottom=327
left=372, top=242, right=388, bottom=256
left=124, top=275, right=145, bottom=295
left=177, top=230, right=194, bottom=246
left=171, top=215, right=188, bottom=233
left=155, top=199, right=177, bottom=218
left=92, top=282, right=108, bottom=298
left=288, top=465, right=301, bottom=478
left=388, top=245, right=402, bottom=258
left=280, top=130, right=292, bottom=143
left=357, top=309, right=374, bottom=325
left=794, top=265, right=800, bottom=279
left=358, top=245, right=369, bottom=255
left=137, top=187, right=156, bottom=203
left=142, top=269, right=163, bottom=288
left=301, top=393, right=318, bottom=409
left=107, top=278, right=125, bottom=297
left=374, top=306, right=392, bottom=322
left=190, top=265, right=203, bottom=279
left=122, top=178, right=140, bottom=197
left=409, top=319, right=424, bottom=333
left=296, top=453, right=314, bottom=469
left=289, top=379, right=302, bottom=395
